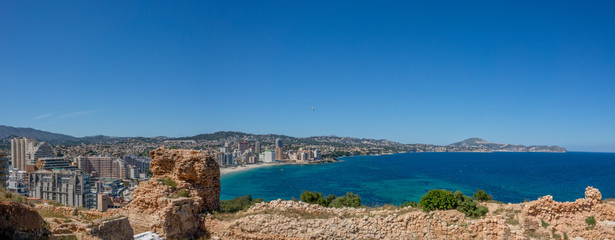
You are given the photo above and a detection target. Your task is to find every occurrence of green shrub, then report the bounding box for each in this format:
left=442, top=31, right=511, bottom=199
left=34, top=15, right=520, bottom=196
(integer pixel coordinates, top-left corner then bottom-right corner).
left=300, top=191, right=336, bottom=207
left=585, top=216, right=596, bottom=229
left=158, top=178, right=178, bottom=189
left=219, top=195, right=263, bottom=213
left=563, top=232, right=569, bottom=240
left=329, top=192, right=362, bottom=208
left=401, top=201, right=419, bottom=208
left=457, top=198, right=488, bottom=217
left=454, top=191, right=487, bottom=217
left=300, top=191, right=322, bottom=204
left=541, top=219, right=549, bottom=228
left=420, top=189, right=457, bottom=211
left=322, top=194, right=336, bottom=207
left=473, top=189, right=492, bottom=202
left=173, top=189, right=190, bottom=198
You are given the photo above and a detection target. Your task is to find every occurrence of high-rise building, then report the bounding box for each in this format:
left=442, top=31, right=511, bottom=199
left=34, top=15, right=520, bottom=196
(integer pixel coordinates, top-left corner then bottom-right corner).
left=275, top=138, right=283, bottom=148
left=26, top=142, right=54, bottom=165
left=11, top=138, right=54, bottom=171
left=6, top=170, right=28, bottom=194
left=0, top=152, right=8, bottom=187
left=122, top=155, right=151, bottom=175
left=262, top=149, right=275, bottom=163
left=238, top=142, right=249, bottom=153
left=220, top=146, right=228, bottom=153
left=314, top=149, right=321, bottom=160
left=76, top=156, right=116, bottom=178
left=11, top=137, right=29, bottom=171
left=29, top=169, right=95, bottom=208
left=76, top=156, right=131, bottom=178
left=255, top=141, right=262, bottom=154
left=35, top=157, right=75, bottom=170
left=225, top=153, right=233, bottom=165
left=275, top=147, right=283, bottom=161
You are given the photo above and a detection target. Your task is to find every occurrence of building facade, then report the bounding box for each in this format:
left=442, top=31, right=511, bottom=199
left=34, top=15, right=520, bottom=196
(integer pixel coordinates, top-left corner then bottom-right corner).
left=26, top=142, right=54, bottom=165
left=75, top=157, right=119, bottom=178
left=255, top=141, right=262, bottom=154
left=29, top=169, right=95, bottom=208
left=36, top=157, right=75, bottom=170
left=261, top=150, right=275, bottom=163
left=0, top=152, right=8, bottom=187
left=6, top=170, right=28, bottom=194
left=238, top=142, right=249, bottom=153
left=10, top=137, right=29, bottom=171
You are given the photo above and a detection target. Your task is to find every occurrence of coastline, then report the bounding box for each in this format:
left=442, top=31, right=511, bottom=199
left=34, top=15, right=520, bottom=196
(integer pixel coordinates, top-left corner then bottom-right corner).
left=220, top=159, right=340, bottom=176
left=219, top=162, right=288, bottom=176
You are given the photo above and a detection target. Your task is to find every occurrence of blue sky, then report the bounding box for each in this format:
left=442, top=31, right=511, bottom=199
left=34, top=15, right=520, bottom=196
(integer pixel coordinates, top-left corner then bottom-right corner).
left=1, top=1, right=614, bottom=152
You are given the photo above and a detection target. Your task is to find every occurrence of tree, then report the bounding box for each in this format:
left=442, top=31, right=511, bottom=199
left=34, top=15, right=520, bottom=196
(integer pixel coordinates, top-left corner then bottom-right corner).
left=473, top=189, right=492, bottom=202
left=329, top=192, right=362, bottom=208
left=419, top=189, right=457, bottom=211
left=300, top=191, right=322, bottom=204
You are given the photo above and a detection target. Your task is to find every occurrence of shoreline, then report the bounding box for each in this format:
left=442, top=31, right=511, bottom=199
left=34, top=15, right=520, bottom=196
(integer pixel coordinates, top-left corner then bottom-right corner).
left=220, top=162, right=298, bottom=176
left=219, top=160, right=340, bottom=176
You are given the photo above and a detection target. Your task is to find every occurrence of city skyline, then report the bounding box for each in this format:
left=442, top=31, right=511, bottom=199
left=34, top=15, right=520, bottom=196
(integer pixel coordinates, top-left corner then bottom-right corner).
left=1, top=1, right=614, bottom=152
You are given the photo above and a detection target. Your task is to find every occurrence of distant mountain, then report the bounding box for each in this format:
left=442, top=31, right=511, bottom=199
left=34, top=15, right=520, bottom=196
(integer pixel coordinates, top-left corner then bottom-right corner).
left=0, top=125, right=77, bottom=142
left=0, top=125, right=567, bottom=153
left=180, top=131, right=405, bottom=148
left=0, top=125, right=129, bottom=145
left=449, top=138, right=567, bottom=152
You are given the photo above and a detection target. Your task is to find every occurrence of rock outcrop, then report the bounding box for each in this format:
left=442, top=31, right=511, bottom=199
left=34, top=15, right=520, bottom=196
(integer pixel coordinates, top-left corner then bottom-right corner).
left=120, top=147, right=220, bottom=238
left=89, top=217, right=134, bottom=240
left=0, top=201, right=50, bottom=240
left=33, top=204, right=134, bottom=240
left=205, top=187, right=615, bottom=240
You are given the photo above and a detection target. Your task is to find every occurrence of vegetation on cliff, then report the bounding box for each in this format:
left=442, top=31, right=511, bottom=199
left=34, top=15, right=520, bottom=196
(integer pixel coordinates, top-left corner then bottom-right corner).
left=419, top=189, right=488, bottom=217
left=300, top=191, right=362, bottom=208
left=218, top=195, right=263, bottom=213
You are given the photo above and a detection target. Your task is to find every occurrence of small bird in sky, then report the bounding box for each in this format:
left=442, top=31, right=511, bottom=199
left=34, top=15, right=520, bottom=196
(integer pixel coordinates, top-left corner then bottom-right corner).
left=312, top=105, right=315, bottom=111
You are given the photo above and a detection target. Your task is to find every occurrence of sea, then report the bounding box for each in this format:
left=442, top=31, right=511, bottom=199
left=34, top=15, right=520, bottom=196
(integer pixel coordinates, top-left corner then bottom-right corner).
left=220, top=152, right=615, bottom=206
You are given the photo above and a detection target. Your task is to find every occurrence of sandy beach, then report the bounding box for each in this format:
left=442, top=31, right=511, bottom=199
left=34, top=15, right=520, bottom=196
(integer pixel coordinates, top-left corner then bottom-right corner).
left=219, top=162, right=286, bottom=175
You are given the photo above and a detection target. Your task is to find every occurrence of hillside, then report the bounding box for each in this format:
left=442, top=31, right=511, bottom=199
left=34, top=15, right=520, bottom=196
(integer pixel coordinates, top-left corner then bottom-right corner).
left=449, top=137, right=567, bottom=152
left=0, top=125, right=566, bottom=153
left=0, top=125, right=77, bottom=142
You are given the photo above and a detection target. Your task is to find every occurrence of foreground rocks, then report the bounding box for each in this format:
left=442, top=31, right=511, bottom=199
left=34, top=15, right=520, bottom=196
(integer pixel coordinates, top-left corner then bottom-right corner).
left=0, top=201, right=50, bottom=239
left=4, top=146, right=613, bottom=240
left=205, top=187, right=615, bottom=240
left=118, top=147, right=220, bottom=238
left=34, top=204, right=133, bottom=240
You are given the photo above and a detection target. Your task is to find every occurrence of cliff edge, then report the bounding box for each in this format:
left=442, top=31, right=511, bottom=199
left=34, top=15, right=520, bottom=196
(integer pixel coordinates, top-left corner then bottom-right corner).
left=119, top=146, right=220, bottom=238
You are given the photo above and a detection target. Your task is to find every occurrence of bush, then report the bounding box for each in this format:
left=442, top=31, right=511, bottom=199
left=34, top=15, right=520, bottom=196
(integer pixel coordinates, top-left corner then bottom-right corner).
left=457, top=198, right=488, bottom=217
left=219, top=195, right=263, bottom=213
left=300, top=191, right=322, bottom=204
left=585, top=216, right=596, bottom=229
left=473, top=189, right=492, bottom=202
left=159, top=178, right=178, bottom=189
left=455, top=191, right=487, bottom=217
left=300, top=191, right=336, bottom=207
left=173, top=189, right=190, bottom=198
left=329, top=193, right=362, bottom=208
left=322, top=194, right=336, bottom=207
left=420, top=189, right=457, bottom=211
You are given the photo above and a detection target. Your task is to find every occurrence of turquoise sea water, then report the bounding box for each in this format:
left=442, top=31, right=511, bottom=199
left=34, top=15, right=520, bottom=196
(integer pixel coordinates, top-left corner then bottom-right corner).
left=220, top=152, right=615, bottom=205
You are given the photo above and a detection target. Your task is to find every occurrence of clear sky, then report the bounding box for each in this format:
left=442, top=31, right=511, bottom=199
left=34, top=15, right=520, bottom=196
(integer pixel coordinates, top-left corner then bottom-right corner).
left=1, top=1, right=614, bottom=152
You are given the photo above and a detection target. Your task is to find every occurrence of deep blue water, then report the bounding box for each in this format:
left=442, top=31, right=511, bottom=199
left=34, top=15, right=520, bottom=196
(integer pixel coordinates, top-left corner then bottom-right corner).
left=220, top=152, right=615, bottom=205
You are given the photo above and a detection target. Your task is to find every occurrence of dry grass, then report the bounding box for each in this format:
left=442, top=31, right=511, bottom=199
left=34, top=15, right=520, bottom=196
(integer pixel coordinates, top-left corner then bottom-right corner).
left=37, top=209, right=70, bottom=219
